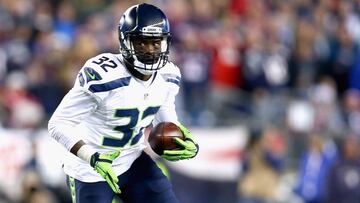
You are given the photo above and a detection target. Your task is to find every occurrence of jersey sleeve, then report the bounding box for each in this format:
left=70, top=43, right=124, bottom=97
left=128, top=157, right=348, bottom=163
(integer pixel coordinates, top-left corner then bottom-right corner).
left=48, top=53, right=122, bottom=151
left=153, top=63, right=181, bottom=126
left=48, top=88, right=98, bottom=151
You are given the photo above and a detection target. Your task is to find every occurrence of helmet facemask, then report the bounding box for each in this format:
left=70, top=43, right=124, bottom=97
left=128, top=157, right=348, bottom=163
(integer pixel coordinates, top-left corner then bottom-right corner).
left=120, top=32, right=171, bottom=75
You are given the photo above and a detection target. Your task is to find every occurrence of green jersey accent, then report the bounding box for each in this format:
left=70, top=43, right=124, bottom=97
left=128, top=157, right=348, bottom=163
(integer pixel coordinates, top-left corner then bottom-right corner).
left=84, top=67, right=102, bottom=82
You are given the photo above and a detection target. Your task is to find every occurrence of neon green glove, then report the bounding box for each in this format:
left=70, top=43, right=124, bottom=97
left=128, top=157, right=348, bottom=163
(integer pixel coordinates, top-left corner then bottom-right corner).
left=162, top=124, right=199, bottom=161
left=90, top=151, right=121, bottom=194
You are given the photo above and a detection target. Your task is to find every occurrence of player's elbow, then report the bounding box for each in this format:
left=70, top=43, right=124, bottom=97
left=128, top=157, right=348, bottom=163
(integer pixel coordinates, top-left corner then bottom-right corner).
left=47, top=117, right=57, bottom=137
left=47, top=117, right=66, bottom=143
left=47, top=114, right=62, bottom=138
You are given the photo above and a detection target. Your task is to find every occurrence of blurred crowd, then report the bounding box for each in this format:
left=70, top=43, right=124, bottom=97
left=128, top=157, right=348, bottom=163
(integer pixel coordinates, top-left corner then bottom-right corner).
left=2, top=0, right=360, bottom=202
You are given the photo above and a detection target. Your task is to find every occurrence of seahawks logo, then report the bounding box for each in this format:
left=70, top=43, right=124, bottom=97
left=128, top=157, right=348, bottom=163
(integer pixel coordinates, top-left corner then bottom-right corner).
left=141, top=21, right=164, bottom=33
left=84, top=67, right=102, bottom=82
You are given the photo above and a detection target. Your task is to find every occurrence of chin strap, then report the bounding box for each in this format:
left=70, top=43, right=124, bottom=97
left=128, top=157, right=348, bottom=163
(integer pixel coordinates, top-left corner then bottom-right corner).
left=122, top=51, right=164, bottom=73
left=123, top=57, right=154, bottom=80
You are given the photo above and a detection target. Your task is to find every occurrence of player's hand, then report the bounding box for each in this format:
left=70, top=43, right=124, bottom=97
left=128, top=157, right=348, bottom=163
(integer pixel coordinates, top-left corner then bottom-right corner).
left=90, top=151, right=121, bottom=194
left=162, top=124, right=199, bottom=161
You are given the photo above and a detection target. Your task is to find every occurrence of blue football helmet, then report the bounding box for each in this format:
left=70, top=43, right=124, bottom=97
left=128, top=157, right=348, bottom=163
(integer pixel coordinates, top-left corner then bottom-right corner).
left=118, top=3, right=172, bottom=75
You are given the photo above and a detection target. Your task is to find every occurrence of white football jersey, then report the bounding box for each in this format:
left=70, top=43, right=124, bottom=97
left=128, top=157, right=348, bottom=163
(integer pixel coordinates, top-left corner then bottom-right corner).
left=48, top=53, right=181, bottom=182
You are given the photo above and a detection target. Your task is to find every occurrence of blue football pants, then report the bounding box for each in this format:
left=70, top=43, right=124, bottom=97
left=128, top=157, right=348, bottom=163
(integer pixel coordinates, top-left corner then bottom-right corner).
left=67, top=152, right=179, bottom=203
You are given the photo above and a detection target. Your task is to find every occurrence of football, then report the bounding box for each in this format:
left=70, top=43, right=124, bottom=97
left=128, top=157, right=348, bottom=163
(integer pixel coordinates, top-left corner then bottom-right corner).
left=148, top=122, right=185, bottom=155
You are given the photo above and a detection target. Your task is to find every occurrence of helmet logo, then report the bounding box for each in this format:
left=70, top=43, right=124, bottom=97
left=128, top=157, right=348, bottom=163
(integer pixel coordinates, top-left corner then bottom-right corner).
left=141, top=21, right=164, bottom=34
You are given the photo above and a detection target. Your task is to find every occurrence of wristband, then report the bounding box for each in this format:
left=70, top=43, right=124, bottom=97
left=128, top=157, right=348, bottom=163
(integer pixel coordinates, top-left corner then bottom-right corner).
left=77, top=145, right=97, bottom=163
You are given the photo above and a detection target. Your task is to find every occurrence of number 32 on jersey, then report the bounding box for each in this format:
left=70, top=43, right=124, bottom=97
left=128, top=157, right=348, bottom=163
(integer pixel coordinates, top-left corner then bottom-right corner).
left=102, top=106, right=160, bottom=148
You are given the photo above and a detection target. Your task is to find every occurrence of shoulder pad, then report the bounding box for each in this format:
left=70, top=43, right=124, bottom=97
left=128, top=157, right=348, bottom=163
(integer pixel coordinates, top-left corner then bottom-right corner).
left=76, top=53, right=130, bottom=93
left=81, top=53, right=126, bottom=82
left=159, top=62, right=181, bottom=86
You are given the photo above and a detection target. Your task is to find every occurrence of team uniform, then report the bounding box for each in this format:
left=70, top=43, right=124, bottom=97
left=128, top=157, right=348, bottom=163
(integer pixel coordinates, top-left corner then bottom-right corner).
left=48, top=53, right=181, bottom=202
left=48, top=3, right=198, bottom=203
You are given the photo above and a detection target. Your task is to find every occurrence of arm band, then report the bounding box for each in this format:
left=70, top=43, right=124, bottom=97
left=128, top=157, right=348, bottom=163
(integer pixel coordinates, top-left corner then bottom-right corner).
left=77, top=145, right=97, bottom=163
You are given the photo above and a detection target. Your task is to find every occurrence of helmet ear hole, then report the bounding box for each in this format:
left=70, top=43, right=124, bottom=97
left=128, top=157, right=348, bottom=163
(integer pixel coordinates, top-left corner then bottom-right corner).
left=120, top=35, right=133, bottom=59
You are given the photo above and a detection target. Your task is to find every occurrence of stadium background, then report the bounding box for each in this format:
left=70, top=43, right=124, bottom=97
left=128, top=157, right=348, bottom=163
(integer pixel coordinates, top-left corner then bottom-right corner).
left=1, top=0, right=360, bottom=202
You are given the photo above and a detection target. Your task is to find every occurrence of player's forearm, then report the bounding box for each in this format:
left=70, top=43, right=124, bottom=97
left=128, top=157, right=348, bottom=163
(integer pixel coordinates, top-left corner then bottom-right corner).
left=70, top=140, right=86, bottom=154
left=153, top=106, right=178, bottom=126
left=48, top=122, right=96, bottom=163
left=48, top=121, right=83, bottom=151
left=48, top=88, right=99, bottom=152
left=72, top=141, right=97, bottom=163
left=153, top=90, right=179, bottom=126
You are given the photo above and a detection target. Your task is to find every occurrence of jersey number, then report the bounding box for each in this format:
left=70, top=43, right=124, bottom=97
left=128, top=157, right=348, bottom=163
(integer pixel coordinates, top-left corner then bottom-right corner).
left=102, top=107, right=160, bottom=148
left=92, top=56, right=117, bottom=72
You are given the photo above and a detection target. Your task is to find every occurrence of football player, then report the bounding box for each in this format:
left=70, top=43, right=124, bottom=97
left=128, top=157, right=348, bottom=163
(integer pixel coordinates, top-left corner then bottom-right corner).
left=48, top=3, right=199, bottom=203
